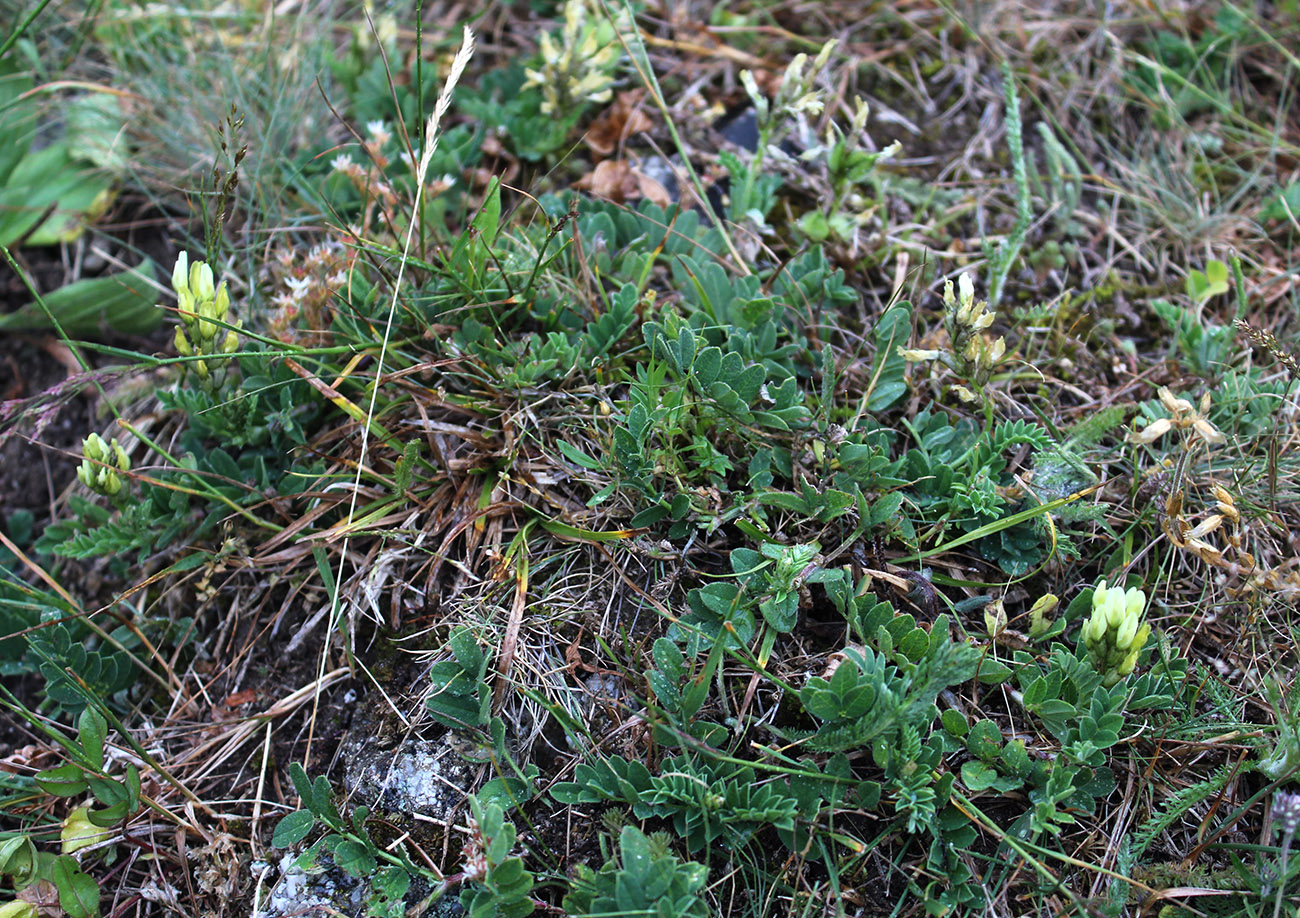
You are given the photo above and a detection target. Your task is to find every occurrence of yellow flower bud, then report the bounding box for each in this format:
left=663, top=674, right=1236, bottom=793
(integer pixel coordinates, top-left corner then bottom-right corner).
left=191, top=261, right=215, bottom=302
left=1114, top=609, right=1139, bottom=650
left=1107, top=590, right=1129, bottom=630
left=1085, top=605, right=1107, bottom=645
left=171, top=251, right=189, bottom=295
left=958, top=273, right=975, bottom=309
left=198, top=294, right=221, bottom=326
left=174, top=326, right=193, bottom=357
left=1028, top=594, right=1058, bottom=637
left=83, top=432, right=107, bottom=462
left=214, top=282, right=231, bottom=322
left=176, top=288, right=196, bottom=322
left=1117, top=645, right=1141, bottom=678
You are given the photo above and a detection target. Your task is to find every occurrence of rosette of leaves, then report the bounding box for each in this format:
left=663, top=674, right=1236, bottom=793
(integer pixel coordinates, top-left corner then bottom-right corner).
left=787, top=617, right=978, bottom=753
left=562, top=826, right=708, bottom=918
left=551, top=754, right=798, bottom=854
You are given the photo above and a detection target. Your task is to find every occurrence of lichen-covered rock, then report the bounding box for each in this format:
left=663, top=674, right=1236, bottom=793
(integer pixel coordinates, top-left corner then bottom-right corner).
left=342, top=731, right=478, bottom=821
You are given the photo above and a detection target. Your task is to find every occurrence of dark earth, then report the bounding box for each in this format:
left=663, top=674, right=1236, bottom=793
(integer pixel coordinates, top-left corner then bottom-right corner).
left=1, top=204, right=178, bottom=538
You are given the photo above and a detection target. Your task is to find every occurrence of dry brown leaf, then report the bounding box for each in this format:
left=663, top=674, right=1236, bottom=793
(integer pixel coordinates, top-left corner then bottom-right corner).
left=574, top=159, right=671, bottom=207
left=585, top=90, right=654, bottom=158
left=223, top=689, right=257, bottom=708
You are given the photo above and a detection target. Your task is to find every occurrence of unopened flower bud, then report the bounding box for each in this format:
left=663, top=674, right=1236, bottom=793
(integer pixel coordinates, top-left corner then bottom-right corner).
left=172, top=251, right=189, bottom=295
left=191, top=261, right=215, bottom=302
left=214, top=282, right=230, bottom=322
left=83, top=432, right=108, bottom=462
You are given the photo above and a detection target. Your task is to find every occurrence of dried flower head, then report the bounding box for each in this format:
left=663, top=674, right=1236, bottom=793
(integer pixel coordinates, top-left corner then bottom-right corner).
left=1129, top=387, right=1226, bottom=447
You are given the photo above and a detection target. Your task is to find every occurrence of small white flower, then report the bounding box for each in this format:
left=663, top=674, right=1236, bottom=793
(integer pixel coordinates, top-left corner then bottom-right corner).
left=305, top=243, right=332, bottom=267
left=331, top=153, right=355, bottom=174
left=283, top=275, right=313, bottom=301
left=365, top=120, right=390, bottom=144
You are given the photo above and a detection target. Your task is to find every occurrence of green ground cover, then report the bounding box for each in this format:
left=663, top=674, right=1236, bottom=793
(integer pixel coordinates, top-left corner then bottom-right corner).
left=2, top=1, right=1300, bottom=915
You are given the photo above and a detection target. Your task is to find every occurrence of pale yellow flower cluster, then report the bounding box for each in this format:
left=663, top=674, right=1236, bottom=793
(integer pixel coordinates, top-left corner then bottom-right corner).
left=740, top=39, right=838, bottom=131
left=77, top=432, right=130, bottom=500
left=1081, top=579, right=1150, bottom=687
left=169, top=252, right=240, bottom=391
left=900, top=273, right=1008, bottom=402
left=524, top=0, right=623, bottom=116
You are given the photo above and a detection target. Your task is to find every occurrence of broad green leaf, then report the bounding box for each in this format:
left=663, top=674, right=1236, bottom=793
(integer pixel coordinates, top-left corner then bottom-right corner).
left=0, top=62, right=36, bottom=183
left=941, top=709, right=969, bottom=737
left=652, top=637, right=684, bottom=681
left=0, top=261, right=160, bottom=336
left=86, top=775, right=128, bottom=808
left=961, top=761, right=1001, bottom=792
left=86, top=801, right=130, bottom=827
left=976, top=658, right=1014, bottom=685
left=64, top=93, right=128, bottom=173
left=448, top=627, right=484, bottom=675
left=288, top=762, right=313, bottom=804
left=373, top=866, right=410, bottom=901
left=0, top=835, right=36, bottom=882
left=333, top=839, right=377, bottom=877
left=271, top=810, right=316, bottom=848
left=1260, top=181, right=1300, bottom=223
left=77, top=706, right=107, bottom=769
left=557, top=439, right=604, bottom=471
left=693, top=346, right=722, bottom=386
left=50, top=855, right=100, bottom=918
left=759, top=592, right=798, bottom=633
left=0, top=144, right=114, bottom=246
left=867, top=302, right=911, bottom=411
left=471, top=176, right=502, bottom=244
left=966, top=719, right=1004, bottom=761
left=35, top=762, right=88, bottom=797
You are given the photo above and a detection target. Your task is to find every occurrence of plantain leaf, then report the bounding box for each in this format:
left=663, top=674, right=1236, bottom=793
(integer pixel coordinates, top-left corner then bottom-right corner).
left=0, top=260, right=160, bottom=336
